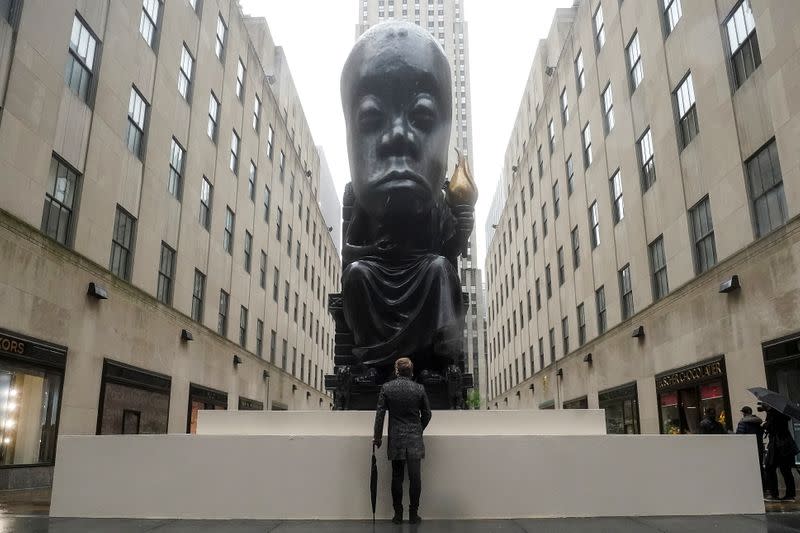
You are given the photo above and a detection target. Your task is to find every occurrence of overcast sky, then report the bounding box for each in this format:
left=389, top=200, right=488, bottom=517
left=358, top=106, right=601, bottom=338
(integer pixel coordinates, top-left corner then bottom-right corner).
left=240, top=0, right=574, bottom=264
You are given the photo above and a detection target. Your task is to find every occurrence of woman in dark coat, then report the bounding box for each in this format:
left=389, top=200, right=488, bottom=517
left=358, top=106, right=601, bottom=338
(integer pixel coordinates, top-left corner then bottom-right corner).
left=763, top=406, right=798, bottom=501
left=373, top=357, right=432, bottom=524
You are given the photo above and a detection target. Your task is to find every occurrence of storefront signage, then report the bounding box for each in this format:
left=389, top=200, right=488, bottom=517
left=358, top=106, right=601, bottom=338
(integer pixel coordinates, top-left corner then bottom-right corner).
left=655, top=358, right=725, bottom=391
left=0, top=328, right=67, bottom=369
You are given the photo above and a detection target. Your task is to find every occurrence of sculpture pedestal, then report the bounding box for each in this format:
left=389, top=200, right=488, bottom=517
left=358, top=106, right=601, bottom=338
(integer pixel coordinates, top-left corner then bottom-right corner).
left=50, top=411, right=764, bottom=519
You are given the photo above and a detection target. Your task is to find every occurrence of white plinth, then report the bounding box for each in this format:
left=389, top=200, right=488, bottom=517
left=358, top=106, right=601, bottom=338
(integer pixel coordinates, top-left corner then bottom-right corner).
left=196, top=409, right=608, bottom=436
left=50, top=432, right=764, bottom=519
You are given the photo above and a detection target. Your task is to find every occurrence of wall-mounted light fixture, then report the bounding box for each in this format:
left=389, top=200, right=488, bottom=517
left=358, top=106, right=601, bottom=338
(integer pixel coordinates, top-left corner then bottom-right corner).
left=262, top=370, right=270, bottom=381
left=233, top=355, right=243, bottom=367
left=583, top=353, right=593, bottom=365
left=319, top=398, right=323, bottom=406
left=87, top=282, right=108, bottom=300
left=292, top=384, right=298, bottom=393
left=556, top=368, right=563, bottom=378
left=529, top=383, right=535, bottom=393
left=180, top=329, right=194, bottom=342
left=632, top=326, right=645, bottom=338
left=719, top=275, right=740, bottom=294
left=504, top=397, right=508, bottom=404
left=306, top=391, right=311, bottom=400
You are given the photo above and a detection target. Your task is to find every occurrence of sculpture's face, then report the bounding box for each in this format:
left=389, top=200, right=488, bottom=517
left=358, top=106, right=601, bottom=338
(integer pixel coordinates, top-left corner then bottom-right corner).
left=342, top=23, right=452, bottom=221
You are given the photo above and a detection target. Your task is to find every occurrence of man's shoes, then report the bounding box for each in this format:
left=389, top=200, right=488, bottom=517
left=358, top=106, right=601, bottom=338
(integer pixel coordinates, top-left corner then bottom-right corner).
left=408, top=511, right=422, bottom=524
left=391, top=509, right=403, bottom=524
left=781, top=495, right=796, bottom=501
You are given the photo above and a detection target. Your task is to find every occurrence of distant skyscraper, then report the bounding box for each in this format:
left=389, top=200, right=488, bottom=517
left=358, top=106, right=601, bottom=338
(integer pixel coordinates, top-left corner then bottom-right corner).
left=317, top=147, right=343, bottom=256
left=356, top=0, right=486, bottom=405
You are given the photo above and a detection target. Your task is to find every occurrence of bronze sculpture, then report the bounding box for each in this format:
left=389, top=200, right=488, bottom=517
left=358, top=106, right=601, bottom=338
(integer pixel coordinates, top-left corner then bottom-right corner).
left=326, top=21, right=476, bottom=409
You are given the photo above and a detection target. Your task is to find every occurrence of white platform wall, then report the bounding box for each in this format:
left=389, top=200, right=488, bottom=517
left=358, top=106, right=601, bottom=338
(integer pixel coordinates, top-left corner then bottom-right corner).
left=50, top=433, right=764, bottom=519
left=196, top=409, right=608, bottom=436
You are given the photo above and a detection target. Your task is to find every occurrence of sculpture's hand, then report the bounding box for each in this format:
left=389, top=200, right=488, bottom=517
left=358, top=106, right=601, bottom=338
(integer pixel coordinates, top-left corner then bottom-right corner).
left=451, top=205, right=475, bottom=257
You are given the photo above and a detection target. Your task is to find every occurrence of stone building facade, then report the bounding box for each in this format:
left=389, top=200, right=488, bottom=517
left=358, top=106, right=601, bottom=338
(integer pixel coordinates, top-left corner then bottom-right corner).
left=485, top=0, right=800, bottom=442
left=0, top=0, right=339, bottom=488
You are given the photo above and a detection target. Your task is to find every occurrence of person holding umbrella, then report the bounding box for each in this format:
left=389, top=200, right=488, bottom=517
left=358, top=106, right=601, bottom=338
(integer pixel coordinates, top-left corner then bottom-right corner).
left=373, top=357, right=432, bottom=524
left=763, top=404, right=798, bottom=501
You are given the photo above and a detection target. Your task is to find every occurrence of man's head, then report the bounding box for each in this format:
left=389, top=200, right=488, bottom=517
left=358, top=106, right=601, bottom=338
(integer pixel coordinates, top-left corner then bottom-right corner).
left=395, top=357, right=413, bottom=377
left=741, top=406, right=753, bottom=416
left=341, top=21, right=452, bottom=222
left=704, top=407, right=716, bottom=419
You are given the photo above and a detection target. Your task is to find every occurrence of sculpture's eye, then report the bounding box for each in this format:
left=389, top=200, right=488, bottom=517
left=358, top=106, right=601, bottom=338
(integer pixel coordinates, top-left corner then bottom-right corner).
left=357, top=99, right=384, bottom=133
left=409, top=97, right=436, bottom=133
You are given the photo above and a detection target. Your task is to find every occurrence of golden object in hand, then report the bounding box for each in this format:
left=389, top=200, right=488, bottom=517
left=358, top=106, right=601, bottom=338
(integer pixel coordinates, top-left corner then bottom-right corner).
left=446, top=147, right=478, bottom=207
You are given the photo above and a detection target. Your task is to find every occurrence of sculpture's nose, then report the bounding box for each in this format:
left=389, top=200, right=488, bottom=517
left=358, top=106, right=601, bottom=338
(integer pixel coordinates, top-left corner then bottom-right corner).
left=379, top=117, right=419, bottom=160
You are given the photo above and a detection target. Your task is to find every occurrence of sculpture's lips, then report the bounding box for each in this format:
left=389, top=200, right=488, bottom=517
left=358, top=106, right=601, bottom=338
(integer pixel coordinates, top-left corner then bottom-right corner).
left=375, top=168, right=428, bottom=189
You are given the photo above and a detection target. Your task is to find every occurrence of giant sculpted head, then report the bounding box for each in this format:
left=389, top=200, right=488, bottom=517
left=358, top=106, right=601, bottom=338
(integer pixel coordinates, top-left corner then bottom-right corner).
left=341, top=22, right=452, bottom=222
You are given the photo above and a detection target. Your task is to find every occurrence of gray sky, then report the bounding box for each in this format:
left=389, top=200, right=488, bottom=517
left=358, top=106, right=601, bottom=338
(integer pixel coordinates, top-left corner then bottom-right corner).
left=240, top=0, right=573, bottom=264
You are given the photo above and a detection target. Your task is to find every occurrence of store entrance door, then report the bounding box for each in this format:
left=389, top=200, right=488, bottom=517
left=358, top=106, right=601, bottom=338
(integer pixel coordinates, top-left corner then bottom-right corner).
left=764, top=335, right=800, bottom=465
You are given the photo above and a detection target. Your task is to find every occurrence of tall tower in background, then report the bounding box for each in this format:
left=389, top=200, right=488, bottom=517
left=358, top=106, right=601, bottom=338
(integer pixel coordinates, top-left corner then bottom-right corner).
left=356, top=0, right=487, bottom=405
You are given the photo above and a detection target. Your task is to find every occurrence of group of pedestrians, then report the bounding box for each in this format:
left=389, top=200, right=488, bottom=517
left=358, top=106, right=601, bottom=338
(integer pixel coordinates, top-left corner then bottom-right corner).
left=732, top=404, right=798, bottom=502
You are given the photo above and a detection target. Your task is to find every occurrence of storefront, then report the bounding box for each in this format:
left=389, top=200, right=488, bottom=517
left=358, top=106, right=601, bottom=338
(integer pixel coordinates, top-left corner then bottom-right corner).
left=187, top=384, right=228, bottom=433
left=598, top=382, right=640, bottom=434
left=656, top=356, right=731, bottom=434
left=97, top=360, right=171, bottom=435
left=0, top=328, right=66, bottom=488
left=238, top=397, right=264, bottom=411
left=563, top=396, right=588, bottom=409
left=763, top=333, right=800, bottom=465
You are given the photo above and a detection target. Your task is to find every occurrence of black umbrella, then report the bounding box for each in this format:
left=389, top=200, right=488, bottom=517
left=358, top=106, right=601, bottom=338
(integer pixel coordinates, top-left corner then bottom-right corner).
left=748, top=387, right=800, bottom=420
left=370, top=443, right=378, bottom=524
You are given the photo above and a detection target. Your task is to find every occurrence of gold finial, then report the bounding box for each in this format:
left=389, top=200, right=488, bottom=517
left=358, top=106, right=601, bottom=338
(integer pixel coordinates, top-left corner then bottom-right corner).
left=446, top=147, right=478, bottom=207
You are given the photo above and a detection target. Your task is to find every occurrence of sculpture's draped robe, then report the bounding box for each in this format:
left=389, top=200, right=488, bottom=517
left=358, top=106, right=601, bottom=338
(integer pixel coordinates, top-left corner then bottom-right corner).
left=342, top=197, right=464, bottom=369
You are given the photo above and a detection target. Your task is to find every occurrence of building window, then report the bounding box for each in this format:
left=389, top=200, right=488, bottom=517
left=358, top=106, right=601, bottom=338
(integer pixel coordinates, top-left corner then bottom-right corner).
left=535, top=278, right=541, bottom=310
left=126, top=87, right=147, bottom=159
left=575, top=50, right=585, bottom=93
left=41, top=155, right=80, bottom=246
left=139, top=0, right=160, bottom=48
left=110, top=206, right=136, bottom=281
left=577, top=303, right=586, bottom=346
left=675, top=73, right=698, bottom=149
left=269, top=330, right=277, bottom=363
left=566, top=155, right=574, bottom=195
left=610, top=170, right=624, bottom=224
left=562, top=317, right=569, bottom=356
left=537, top=145, right=543, bottom=177
left=218, top=290, right=229, bottom=336
left=255, top=319, right=264, bottom=358
left=560, top=87, right=569, bottom=124
left=557, top=247, right=565, bottom=286
left=599, top=383, right=640, bottom=434
left=582, top=123, right=592, bottom=168
left=229, top=130, right=240, bottom=174
left=619, top=264, right=634, bottom=320
left=627, top=32, right=643, bottom=90
left=571, top=226, right=580, bottom=269
left=276, top=207, right=282, bottom=241
left=589, top=201, right=600, bottom=249
left=594, top=4, right=605, bottom=50
left=215, top=14, right=227, bottom=60
left=663, top=0, right=682, bottom=35
left=167, top=138, right=185, bottom=200
left=542, top=203, right=548, bottom=237
left=279, top=151, right=286, bottom=181
left=65, top=15, right=97, bottom=103
left=98, top=360, right=169, bottom=436
left=553, top=182, right=560, bottom=218
left=178, top=44, right=193, bottom=100
left=263, top=186, right=271, bottom=222
left=248, top=162, right=257, bottom=202
left=727, top=1, right=760, bottom=89
left=638, top=128, right=656, bottom=192
left=689, top=196, right=717, bottom=274
left=235, top=58, right=246, bottom=101
left=747, top=139, right=787, bottom=238
left=259, top=251, right=267, bottom=289
left=549, top=328, right=556, bottom=364
left=223, top=207, right=234, bottom=254
left=602, top=83, right=615, bottom=134
left=272, top=267, right=279, bottom=302
left=253, top=95, right=261, bottom=131
left=649, top=236, right=669, bottom=301
left=244, top=231, right=252, bottom=273
left=596, top=286, right=607, bottom=334
left=207, top=92, right=219, bottom=141
left=239, top=306, right=248, bottom=347
left=156, top=242, right=175, bottom=305
left=287, top=225, right=293, bottom=256
left=191, top=269, right=205, bottom=322
left=548, top=119, right=555, bottom=154
left=545, top=264, right=552, bottom=299
left=284, top=281, right=290, bottom=313
left=266, top=125, right=274, bottom=159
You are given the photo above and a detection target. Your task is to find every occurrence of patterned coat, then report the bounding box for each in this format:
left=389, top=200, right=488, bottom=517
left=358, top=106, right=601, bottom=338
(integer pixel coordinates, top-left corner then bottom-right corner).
left=374, top=377, right=432, bottom=460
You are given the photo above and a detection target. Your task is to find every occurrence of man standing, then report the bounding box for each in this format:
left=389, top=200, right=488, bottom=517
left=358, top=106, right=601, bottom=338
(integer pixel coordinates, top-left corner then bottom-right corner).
left=764, top=405, right=798, bottom=501
left=699, top=407, right=727, bottom=434
left=373, top=357, right=432, bottom=524
left=736, top=406, right=765, bottom=489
